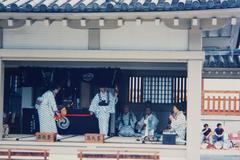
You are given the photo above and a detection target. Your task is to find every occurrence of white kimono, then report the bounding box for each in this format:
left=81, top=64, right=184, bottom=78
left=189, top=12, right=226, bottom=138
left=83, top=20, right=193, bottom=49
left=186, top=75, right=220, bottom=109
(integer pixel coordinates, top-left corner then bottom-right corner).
left=171, top=111, right=186, bottom=140
left=36, top=90, right=58, bottom=133
left=137, top=113, right=159, bottom=137
left=89, top=91, right=115, bottom=136
left=117, top=112, right=137, bottom=137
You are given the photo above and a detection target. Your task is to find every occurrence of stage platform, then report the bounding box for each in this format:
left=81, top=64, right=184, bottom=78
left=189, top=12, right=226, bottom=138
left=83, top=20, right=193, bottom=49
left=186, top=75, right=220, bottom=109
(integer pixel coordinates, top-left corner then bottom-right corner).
left=1, top=134, right=187, bottom=160
left=1, top=134, right=239, bottom=160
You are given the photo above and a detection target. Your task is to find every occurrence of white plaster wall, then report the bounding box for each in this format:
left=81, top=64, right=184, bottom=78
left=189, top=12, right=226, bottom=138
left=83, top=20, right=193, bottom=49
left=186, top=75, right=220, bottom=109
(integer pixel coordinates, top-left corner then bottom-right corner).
left=101, top=22, right=188, bottom=50
left=204, top=79, right=240, bottom=91
left=3, top=22, right=88, bottom=50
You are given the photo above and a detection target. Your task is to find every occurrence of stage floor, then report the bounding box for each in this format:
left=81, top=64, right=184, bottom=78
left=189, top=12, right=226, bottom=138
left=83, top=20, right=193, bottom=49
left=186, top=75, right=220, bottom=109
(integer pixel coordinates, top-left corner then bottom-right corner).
left=1, top=134, right=240, bottom=160
left=3, top=134, right=185, bottom=145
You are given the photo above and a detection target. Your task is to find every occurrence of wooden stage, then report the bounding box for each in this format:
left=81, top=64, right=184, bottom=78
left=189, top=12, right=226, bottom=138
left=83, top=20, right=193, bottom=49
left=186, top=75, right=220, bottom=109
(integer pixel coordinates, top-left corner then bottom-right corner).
left=1, top=134, right=187, bottom=160
left=1, top=134, right=239, bottom=160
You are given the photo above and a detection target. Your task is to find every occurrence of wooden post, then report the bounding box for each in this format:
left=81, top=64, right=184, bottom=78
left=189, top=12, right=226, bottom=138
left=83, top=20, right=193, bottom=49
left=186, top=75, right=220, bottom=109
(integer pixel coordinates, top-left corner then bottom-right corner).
left=212, top=96, right=216, bottom=113
left=79, top=151, right=83, bottom=160
left=234, top=96, right=237, bottom=113
left=116, top=151, right=120, bottom=160
left=218, top=96, right=221, bottom=113
left=8, top=149, right=11, bottom=160
left=207, top=96, right=210, bottom=114
left=228, top=97, right=232, bottom=113
left=223, top=97, right=226, bottom=113
left=44, top=150, right=47, bottom=160
left=201, top=91, right=204, bottom=114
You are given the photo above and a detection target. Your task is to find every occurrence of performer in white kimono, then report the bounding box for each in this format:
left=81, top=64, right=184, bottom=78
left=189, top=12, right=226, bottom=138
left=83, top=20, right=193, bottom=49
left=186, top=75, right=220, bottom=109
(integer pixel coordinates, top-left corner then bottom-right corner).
left=169, top=105, right=186, bottom=141
left=36, top=86, right=62, bottom=139
left=89, top=86, right=116, bottom=138
left=136, top=102, right=159, bottom=140
left=117, top=105, right=137, bottom=137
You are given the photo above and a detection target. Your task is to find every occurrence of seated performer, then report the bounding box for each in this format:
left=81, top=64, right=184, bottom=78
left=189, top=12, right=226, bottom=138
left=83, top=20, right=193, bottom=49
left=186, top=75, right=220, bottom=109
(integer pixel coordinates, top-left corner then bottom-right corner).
left=3, top=112, right=9, bottom=138
left=201, top=123, right=213, bottom=144
left=117, top=105, right=137, bottom=137
left=169, top=105, right=186, bottom=141
left=213, top=123, right=224, bottom=143
left=89, top=85, right=116, bottom=138
left=136, top=102, right=159, bottom=140
left=36, top=85, right=62, bottom=140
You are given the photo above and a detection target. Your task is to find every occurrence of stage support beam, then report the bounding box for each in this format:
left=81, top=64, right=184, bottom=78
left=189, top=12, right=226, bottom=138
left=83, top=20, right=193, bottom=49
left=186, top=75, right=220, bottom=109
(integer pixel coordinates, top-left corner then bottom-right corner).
left=188, top=28, right=202, bottom=51
left=88, top=29, right=100, bottom=50
left=187, top=60, right=202, bottom=160
left=0, top=60, right=4, bottom=140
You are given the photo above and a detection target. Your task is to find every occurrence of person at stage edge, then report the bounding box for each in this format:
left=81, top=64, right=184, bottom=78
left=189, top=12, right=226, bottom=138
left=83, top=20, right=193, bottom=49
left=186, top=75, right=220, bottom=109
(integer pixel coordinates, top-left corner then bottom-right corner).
left=168, top=105, right=186, bottom=142
left=35, top=85, right=62, bottom=140
left=136, top=101, right=159, bottom=140
left=117, top=105, right=137, bottom=137
left=89, top=85, right=116, bottom=138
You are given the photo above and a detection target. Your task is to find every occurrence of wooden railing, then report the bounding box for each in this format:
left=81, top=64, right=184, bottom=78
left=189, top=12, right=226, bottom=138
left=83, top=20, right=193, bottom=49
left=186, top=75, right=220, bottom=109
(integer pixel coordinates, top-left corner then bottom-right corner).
left=202, top=90, right=240, bottom=116
left=0, top=148, right=49, bottom=160
left=78, top=149, right=160, bottom=160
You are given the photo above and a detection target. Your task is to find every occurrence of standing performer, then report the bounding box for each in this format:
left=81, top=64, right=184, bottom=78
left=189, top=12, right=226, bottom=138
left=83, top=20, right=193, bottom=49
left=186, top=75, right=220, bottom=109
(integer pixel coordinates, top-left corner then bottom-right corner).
left=136, top=102, right=159, bottom=140
left=36, top=85, right=62, bottom=139
left=117, top=105, right=137, bottom=137
left=89, top=86, right=116, bottom=138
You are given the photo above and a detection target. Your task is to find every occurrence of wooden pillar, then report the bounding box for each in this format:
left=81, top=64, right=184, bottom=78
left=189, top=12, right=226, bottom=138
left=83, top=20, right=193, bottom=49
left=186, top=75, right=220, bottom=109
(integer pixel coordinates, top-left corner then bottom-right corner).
left=187, top=60, right=202, bottom=160
left=0, top=60, right=4, bottom=140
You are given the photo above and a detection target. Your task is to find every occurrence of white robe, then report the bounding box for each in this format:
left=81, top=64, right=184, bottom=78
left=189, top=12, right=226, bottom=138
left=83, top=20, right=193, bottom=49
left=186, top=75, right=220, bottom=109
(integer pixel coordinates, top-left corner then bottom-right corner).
left=36, top=90, right=58, bottom=133
left=89, top=91, right=115, bottom=136
left=117, top=112, right=137, bottom=137
left=137, top=113, right=159, bottom=137
left=171, top=111, right=186, bottom=140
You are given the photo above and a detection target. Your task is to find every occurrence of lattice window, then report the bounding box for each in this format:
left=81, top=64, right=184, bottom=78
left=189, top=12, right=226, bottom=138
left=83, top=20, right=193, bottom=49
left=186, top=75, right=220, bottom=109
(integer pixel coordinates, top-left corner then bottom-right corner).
left=128, top=76, right=187, bottom=104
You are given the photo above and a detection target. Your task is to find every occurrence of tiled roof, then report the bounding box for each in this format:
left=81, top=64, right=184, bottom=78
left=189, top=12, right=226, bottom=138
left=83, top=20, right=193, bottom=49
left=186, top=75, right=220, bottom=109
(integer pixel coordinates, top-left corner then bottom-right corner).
left=204, top=50, right=240, bottom=68
left=0, top=0, right=239, bottom=12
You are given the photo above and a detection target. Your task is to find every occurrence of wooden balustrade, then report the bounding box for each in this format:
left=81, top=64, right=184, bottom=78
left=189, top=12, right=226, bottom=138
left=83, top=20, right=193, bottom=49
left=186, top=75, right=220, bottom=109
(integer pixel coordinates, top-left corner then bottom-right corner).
left=77, top=149, right=160, bottom=160
left=202, top=90, right=240, bottom=116
left=0, top=148, right=49, bottom=160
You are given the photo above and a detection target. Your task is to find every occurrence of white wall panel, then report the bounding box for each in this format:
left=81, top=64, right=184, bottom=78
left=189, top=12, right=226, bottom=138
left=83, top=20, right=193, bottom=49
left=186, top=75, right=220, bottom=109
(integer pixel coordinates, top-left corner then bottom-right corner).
left=3, top=21, right=88, bottom=50
left=101, top=22, right=188, bottom=50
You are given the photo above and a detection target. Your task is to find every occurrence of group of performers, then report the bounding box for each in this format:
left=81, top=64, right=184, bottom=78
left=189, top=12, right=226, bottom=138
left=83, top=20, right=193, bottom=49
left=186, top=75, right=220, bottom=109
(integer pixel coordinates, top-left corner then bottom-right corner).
left=36, top=85, right=186, bottom=142
left=117, top=103, right=186, bottom=142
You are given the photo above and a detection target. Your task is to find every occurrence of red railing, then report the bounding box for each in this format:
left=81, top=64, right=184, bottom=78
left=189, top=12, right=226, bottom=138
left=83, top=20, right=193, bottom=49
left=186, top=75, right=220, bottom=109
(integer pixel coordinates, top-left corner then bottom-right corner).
left=202, top=90, right=240, bottom=116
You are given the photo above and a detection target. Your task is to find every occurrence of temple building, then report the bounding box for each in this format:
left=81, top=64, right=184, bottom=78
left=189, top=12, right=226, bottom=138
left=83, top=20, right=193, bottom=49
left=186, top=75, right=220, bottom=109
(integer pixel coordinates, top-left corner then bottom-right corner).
left=0, top=0, right=239, bottom=160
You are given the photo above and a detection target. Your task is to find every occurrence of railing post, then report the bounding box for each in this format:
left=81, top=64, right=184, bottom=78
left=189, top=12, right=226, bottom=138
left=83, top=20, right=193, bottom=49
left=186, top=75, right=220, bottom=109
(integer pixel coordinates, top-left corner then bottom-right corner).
left=212, top=96, right=216, bottom=113
left=116, top=151, right=119, bottom=160
left=8, top=149, right=11, bottom=160
left=223, top=97, right=226, bottom=113
left=228, top=97, right=232, bottom=113
left=44, top=150, right=47, bottom=160
left=234, top=96, right=237, bottom=114
left=79, top=151, right=83, bottom=160
left=218, top=96, right=221, bottom=113
left=207, top=96, right=210, bottom=114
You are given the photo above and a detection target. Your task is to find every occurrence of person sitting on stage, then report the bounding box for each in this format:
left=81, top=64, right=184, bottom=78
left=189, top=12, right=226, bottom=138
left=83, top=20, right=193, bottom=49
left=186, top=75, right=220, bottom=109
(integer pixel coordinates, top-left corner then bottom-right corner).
left=36, top=85, right=62, bottom=140
left=213, top=123, right=224, bottom=143
left=117, top=105, right=137, bottom=137
left=136, top=102, right=159, bottom=140
left=3, top=112, right=9, bottom=138
left=89, top=85, right=116, bottom=138
left=169, top=105, right=186, bottom=141
left=201, top=123, right=213, bottom=144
